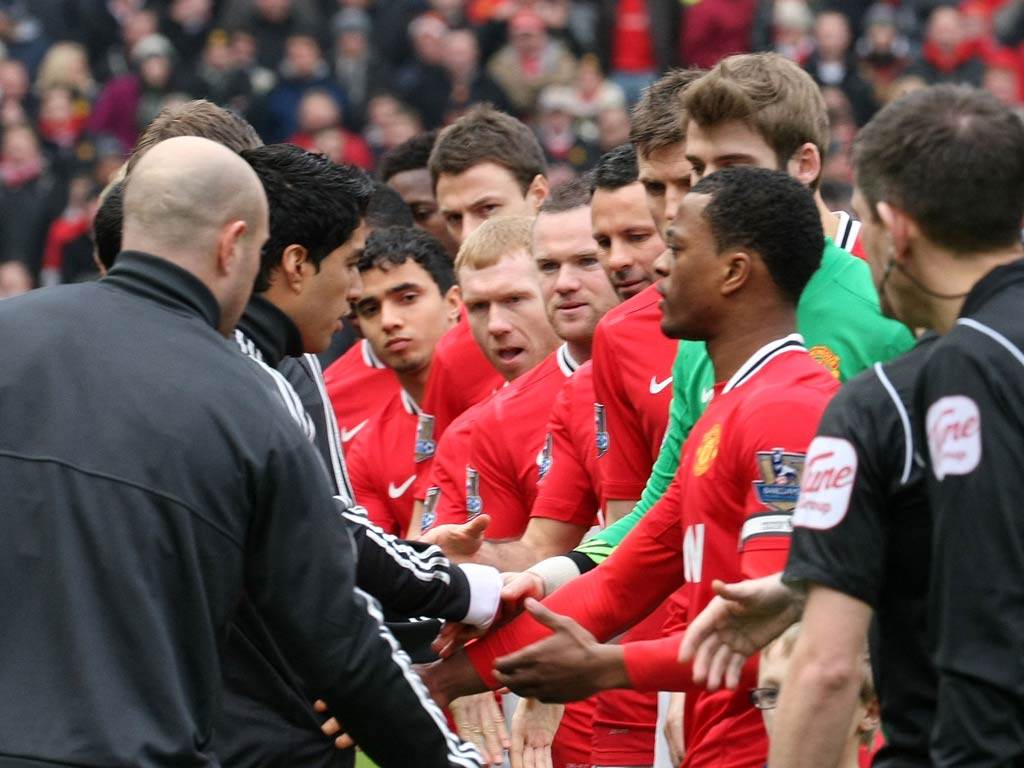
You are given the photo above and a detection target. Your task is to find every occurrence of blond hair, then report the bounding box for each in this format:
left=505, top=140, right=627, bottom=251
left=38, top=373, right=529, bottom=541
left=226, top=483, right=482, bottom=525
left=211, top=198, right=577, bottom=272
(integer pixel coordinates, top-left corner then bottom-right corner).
left=455, top=216, right=534, bottom=272
left=34, top=42, right=93, bottom=95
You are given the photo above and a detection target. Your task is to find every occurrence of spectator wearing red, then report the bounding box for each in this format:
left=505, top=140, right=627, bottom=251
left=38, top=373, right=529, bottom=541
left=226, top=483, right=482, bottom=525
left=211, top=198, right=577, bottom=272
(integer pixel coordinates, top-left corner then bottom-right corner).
left=908, top=5, right=986, bottom=85
left=286, top=89, right=372, bottom=169
left=487, top=10, right=577, bottom=116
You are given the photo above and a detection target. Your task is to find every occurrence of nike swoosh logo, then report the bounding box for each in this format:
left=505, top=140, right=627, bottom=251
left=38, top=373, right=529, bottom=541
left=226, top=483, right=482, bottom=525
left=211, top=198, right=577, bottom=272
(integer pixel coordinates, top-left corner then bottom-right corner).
left=340, top=419, right=368, bottom=442
left=388, top=475, right=416, bottom=498
left=701, top=387, right=714, bottom=404
left=649, top=376, right=672, bottom=394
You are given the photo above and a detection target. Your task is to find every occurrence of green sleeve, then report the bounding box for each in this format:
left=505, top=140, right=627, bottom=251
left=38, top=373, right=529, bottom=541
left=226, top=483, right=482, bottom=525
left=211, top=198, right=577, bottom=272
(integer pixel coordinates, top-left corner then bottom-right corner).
left=575, top=340, right=713, bottom=564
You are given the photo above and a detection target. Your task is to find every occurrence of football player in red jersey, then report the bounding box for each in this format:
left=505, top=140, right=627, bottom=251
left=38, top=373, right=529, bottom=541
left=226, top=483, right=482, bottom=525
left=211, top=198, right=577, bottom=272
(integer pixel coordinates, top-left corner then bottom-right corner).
left=410, top=107, right=551, bottom=526
left=421, top=167, right=840, bottom=768
left=345, top=227, right=460, bottom=537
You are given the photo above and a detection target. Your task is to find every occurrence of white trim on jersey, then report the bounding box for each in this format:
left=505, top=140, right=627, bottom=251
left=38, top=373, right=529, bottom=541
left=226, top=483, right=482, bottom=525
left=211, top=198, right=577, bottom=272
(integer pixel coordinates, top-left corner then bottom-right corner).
left=235, top=330, right=316, bottom=444
left=301, top=353, right=356, bottom=507
left=958, top=318, right=1024, bottom=370
left=832, top=210, right=862, bottom=254
left=361, top=338, right=386, bottom=369
left=874, top=362, right=915, bottom=485
left=401, top=388, right=423, bottom=416
left=556, top=343, right=580, bottom=376
left=341, top=508, right=452, bottom=583
left=723, top=334, right=806, bottom=394
left=356, top=588, right=484, bottom=768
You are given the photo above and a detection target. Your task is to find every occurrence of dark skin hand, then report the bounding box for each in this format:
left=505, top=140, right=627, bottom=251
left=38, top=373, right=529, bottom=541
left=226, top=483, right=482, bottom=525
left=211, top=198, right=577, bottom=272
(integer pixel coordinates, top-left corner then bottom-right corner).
left=492, top=599, right=631, bottom=703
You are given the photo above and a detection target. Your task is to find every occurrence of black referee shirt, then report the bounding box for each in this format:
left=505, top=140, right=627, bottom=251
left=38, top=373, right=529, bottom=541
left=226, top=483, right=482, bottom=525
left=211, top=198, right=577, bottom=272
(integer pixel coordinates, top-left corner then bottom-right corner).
left=785, top=335, right=938, bottom=767
left=917, top=259, right=1024, bottom=766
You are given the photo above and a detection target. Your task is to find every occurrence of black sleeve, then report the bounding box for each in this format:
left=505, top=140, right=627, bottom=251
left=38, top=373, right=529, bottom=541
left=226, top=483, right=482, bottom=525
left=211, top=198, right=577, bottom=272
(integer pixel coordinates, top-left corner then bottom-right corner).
left=339, top=503, right=473, bottom=622
left=247, top=432, right=482, bottom=768
left=784, top=378, right=888, bottom=608
left=919, top=340, right=1024, bottom=764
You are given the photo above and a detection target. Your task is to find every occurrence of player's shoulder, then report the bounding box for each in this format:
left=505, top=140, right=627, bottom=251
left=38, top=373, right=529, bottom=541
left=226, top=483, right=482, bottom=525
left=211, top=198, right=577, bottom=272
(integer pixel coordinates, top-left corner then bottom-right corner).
left=597, top=282, right=661, bottom=330
left=740, top=349, right=840, bottom=412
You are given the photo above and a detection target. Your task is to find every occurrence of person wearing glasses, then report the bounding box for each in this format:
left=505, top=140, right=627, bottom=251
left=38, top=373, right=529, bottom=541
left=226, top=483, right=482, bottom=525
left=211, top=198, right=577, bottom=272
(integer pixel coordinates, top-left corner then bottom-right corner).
left=754, top=624, right=879, bottom=768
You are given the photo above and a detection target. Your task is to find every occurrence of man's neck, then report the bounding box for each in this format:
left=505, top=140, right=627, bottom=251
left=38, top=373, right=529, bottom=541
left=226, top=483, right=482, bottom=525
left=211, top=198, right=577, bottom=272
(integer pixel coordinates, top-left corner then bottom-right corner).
left=705, top=311, right=799, bottom=384
left=921, top=246, right=1023, bottom=335
left=396, top=366, right=430, bottom=406
left=567, top=340, right=592, bottom=365
left=817, top=195, right=839, bottom=241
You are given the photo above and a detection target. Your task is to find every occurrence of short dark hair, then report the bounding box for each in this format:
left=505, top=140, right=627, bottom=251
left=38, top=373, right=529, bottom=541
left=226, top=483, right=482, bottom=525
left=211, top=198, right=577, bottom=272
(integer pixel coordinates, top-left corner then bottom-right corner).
left=242, top=144, right=373, bottom=293
left=429, top=105, right=546, bottom=192
left=854, top=84, right=1024, bottom=254
left=93, top=180, right=124, bottom=270
left=539, top=174, right=593, bottom=214
left=358, top=226, right=455, bottom=295
left=379, top=130, right=438, bottom=182
left=127, top=100, right=262, bottom=172
left=366, top=181, right=414, bottom=229
left=593, top=144, right=639, bottom=191
left=690, top=167, right=823, bottom=306
left=630, top=69, right=704, bottom=158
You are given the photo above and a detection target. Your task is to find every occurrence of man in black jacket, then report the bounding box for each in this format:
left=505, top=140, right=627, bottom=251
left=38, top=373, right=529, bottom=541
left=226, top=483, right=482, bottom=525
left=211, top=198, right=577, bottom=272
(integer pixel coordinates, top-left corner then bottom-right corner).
left=0, top=135, right=481, bottom=768
left=220, top=143, right=501, bottom=767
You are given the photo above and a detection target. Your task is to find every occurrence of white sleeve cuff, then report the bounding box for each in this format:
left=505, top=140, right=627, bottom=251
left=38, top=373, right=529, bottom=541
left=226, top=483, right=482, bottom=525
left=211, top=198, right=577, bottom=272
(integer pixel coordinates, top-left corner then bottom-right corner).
left=457, top=563, right=503, bottom=627
left=527, top=555, right=582, bottom=597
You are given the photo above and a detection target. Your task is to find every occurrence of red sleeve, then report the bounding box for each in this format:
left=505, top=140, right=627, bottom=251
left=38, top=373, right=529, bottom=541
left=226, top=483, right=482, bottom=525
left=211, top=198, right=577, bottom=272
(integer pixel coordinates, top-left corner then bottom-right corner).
left=531, top=377, right=599, bottom=526
left=467, top=405, right=532, bottom=539
left=592, top=320, right=653, bottom=500
left=346, top=426, right=399, bottom=536
left=731, top=389, right=830, bottom=579
left=466, top=484, right=685, bottom=688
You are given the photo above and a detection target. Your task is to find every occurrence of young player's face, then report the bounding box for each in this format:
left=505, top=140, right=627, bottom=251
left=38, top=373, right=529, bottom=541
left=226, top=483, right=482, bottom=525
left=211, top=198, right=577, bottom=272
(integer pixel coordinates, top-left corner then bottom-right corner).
left=387, top=168, right=458, bottom=257
left=355, top=259, right=459, bottom=375
left=294, top=220, right=367, bottom=353
left=460, top=250, right=560, bottom=380
left=685, top=119, right=787, bottom=185
left=591, top=181, right=666, bottom=300
left=657, top=193, right=720, bottom=341
left=436, top=162, right=543, bottom=245
left=637, top=142, right=694, bottom=240
left=533, top=206, right=620, bottom=346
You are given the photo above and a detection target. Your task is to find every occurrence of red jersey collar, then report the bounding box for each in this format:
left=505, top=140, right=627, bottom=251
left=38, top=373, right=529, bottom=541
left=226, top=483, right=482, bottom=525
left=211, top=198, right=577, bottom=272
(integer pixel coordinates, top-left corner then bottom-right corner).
left=722, top=333, right=806, bottom=394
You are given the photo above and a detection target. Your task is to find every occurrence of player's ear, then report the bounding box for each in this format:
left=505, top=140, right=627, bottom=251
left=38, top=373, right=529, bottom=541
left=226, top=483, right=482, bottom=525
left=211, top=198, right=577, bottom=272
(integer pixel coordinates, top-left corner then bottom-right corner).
left=443, top=285, right=461, bottom=324
left=280, top=244, right=309, bottom=293
left=877, top=202, right=916, bottom=265
left=720, top=250, right=752, bottom=297
left=526, top=174, right=548, bottom=213
left=788, top=142, right=821, bottom=189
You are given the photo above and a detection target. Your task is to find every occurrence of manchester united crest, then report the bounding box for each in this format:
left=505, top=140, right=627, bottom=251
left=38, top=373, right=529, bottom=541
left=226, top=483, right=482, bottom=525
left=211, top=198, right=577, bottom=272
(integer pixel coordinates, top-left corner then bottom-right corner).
left=693, top=423, right=721, bottom=476
left=753, top=448, right=806, bottom=511
left=808, top=345, right=841, bottom=379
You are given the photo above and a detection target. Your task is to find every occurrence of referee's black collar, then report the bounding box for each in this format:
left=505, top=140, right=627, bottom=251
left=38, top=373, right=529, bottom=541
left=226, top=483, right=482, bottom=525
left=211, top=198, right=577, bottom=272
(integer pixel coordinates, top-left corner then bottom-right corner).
left=103, top=250, right=221, bottom=331
left=960, top=258, right=1024, bottom=318
left=236, top=294, right=304, bottom=367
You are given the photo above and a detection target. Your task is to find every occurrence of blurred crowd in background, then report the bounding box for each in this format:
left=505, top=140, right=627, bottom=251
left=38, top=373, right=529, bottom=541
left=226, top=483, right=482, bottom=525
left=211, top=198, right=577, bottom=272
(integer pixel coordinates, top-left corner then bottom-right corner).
left=3, top=0, right=1024, bottom=295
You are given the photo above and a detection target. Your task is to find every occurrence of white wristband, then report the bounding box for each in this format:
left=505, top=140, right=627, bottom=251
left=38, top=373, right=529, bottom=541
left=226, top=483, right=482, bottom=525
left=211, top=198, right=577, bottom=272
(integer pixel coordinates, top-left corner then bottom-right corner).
left=527, top=555, right=582, bottom=598
left=457, top=563, right=503, bottom=627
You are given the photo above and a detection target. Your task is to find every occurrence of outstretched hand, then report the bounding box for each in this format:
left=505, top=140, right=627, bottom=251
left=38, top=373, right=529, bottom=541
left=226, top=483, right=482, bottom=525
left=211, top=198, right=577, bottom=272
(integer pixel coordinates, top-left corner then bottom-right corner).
left=492, top=599, right=626, bottom=702
left=450, top=691, right=509, bottom=766
left=510, top=697, right=564, bottom=768
left=677, top=574, right=802, bottom=691
left=419, top=515, right=491, bottom=561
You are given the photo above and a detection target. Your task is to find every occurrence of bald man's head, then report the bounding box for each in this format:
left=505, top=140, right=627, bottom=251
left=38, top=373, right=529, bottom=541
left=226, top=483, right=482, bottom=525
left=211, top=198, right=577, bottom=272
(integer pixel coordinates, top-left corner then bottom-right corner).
left=123, top=136, right=269, bottom=335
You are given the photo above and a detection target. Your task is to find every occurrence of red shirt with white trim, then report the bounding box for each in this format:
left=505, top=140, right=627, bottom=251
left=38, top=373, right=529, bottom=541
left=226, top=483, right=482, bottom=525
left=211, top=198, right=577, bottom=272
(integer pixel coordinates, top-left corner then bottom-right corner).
left=465, top=336, right=839, bottom=768
left=591, top=283, right=677, bottom=501
left=323, top=339, right=400, bottom=446
left=413, top=314, right=504, bottom=502
left=345, top=389, right=420, bottom=537
left=446, top=345, right=579, bottom=539
left=531, top=360, right=601, bottom=527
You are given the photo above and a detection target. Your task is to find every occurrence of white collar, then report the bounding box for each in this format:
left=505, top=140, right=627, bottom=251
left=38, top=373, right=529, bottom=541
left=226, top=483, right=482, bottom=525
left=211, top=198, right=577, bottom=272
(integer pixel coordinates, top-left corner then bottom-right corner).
left=400, top=388, right=422, bottom=416
left=556, top=343, right=580, bottom=377
left=722, top=334, right=806, bottom=394
left=362, top=339, right=385, bottom=369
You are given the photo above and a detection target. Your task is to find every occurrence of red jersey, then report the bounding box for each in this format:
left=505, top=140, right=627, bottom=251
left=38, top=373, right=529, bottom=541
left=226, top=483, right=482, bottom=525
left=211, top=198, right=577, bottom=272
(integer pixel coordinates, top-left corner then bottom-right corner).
left=345, top=389, right=419, bottom=537
left=413, top=314, right=504, bottom=501
left=466, top=335, right=839, bottom=768
left=592, top=283, right=678, bottom=501
left=323, top=339, right=400, bottom=446
left=531, top=360, right=601, bottom=527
